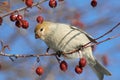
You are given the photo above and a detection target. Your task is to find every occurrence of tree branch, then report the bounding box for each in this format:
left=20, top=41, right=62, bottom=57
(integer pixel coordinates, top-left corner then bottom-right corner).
left=95, top=22, right=120, bottom=40
left=83, top=22, right=120, bottom=47
left=0, top=23, right=120, bottom=61
left=1, top=0, right=49, bottom=17
left=0, top=34, right=120, bottom=60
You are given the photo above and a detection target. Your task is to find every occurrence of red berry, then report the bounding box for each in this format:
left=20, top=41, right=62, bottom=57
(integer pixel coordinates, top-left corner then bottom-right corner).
left=21, top=20, right=29, bottom=29
left=102, top=55, right=108, bottom=66
left=49, top=0, right=57, bottom=8
left=0, top=16, right=3, bottom=25
left=91, top=0, right=97, bottom=7
left=75, top=65, right=83, bottom=74
left=36, top=66, right=44, bottom=76
left=25, top=0, right=33, bottom=7
left=10, top=14, right=17, bottom=22
left=15, top=20, right=22, bottom=28
left=79, top=58, right=86, bottom=67
left=36, top=16, right=44, bottom=24
left=16, top=15, right=23, bottom=21
left=60, top=60, right=68, bottom=72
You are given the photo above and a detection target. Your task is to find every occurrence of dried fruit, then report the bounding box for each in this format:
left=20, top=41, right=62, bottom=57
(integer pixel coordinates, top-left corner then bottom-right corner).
left=60, top=60, right=68, bottom=72
left=0, top=16, right=3, bottom=25
left=16, top=15, right=23, bottom=21
left=75, top=65, right=83, bottom=74
left=21, top=20, right=29, bottom=29
left=36, top=16, right=44, bottom=24
left=79, top=58, right=86, bottom=67
left=36, top=66, right=44, bottom=76
left=91, top=0, right=97, bottom=7
left=49, top=0, right=57, bottom=8
left=25, top=0, right=33, bottom=7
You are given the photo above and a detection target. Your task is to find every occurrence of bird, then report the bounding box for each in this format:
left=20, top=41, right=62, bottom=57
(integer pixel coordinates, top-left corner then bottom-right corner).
left=34, top=21, right=111, bottom=80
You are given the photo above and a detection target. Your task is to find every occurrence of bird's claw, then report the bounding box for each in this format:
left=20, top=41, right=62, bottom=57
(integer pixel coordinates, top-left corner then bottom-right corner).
left=56, top=51, right=63, bottom=57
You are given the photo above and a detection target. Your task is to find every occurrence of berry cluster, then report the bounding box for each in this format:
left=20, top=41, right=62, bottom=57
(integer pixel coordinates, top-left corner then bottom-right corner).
left=75, top=58, right=86, bottom=74
left=59, top=57, right=86, bottom=74
left=0, top=0, right=97, bottom=26
left=35, top=57, right=86, bottom=76
left=10, top=14, right=29, bottom=29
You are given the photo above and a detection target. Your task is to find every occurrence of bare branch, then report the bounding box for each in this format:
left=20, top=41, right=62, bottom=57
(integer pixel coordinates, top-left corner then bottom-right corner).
left=0, top=51, right=56, bottom=58
left=84, top=22, right=120, bottom=47
left=96, top=34, right=120, bottom=45
left=95, top=22, right=120, bottom=40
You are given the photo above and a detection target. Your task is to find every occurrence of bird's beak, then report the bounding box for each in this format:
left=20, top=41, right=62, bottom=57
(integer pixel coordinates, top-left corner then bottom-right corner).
left=35, top=34, right=39, bottom=39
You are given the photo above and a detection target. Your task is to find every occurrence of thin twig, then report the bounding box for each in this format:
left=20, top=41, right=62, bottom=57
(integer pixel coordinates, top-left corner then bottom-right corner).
left=95, top=22, right=120, bottom=40
left=96, top=34, right=120, bottom=45
left=0, top=51, right=56, bottom=57
left=84, top=22, right=120, bottom=47
left=84, top=34, right=120, bottom=48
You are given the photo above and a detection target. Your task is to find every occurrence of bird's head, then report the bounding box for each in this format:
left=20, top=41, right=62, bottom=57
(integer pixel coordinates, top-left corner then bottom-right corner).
left=34, top=21, right=51, bottom=40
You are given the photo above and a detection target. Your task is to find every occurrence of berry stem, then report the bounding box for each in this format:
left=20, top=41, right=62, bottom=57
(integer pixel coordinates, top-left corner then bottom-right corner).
left=55, top=55, right=61, bottom=64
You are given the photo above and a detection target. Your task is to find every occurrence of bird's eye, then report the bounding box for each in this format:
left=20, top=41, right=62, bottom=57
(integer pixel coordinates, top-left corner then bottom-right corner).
left=40, top=28, right=43, bottom=31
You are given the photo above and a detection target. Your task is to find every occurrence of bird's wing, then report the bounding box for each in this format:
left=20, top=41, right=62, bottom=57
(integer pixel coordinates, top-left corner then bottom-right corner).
left=70, top=25, right=97, bottom=43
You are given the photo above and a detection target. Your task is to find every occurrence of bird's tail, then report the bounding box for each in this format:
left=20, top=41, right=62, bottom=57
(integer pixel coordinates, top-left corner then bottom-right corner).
left=90, top=60, right=111, bottom=80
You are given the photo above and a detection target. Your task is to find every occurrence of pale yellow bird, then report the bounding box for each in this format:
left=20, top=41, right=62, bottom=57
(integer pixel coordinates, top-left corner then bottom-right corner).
left=34, top=21, right=111, bottom=80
